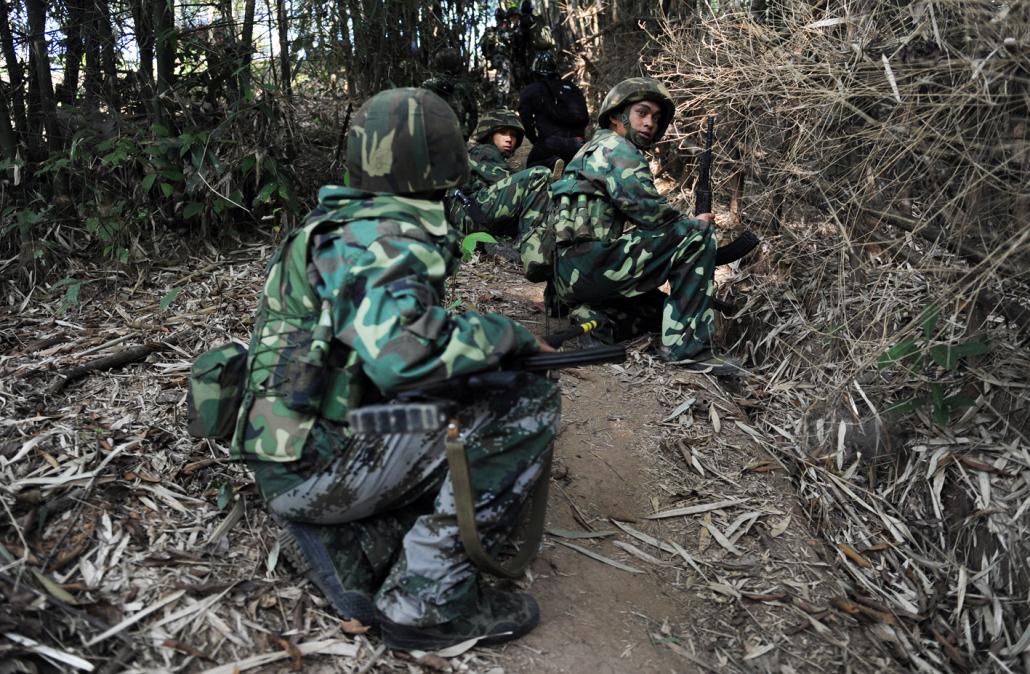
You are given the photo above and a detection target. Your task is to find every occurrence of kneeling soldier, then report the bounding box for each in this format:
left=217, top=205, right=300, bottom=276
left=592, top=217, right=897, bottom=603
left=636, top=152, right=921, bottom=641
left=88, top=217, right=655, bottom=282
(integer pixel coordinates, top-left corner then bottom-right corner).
left=541, top=77, right=739, bottom=374
left=231, top=89, right=560, bottom=650
left=445, top=109, right=551, bottom=242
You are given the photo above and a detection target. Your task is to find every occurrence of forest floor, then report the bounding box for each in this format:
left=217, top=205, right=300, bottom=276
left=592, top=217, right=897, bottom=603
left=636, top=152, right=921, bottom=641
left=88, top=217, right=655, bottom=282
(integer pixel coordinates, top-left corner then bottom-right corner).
left=0, top=217, right=904, bottom=673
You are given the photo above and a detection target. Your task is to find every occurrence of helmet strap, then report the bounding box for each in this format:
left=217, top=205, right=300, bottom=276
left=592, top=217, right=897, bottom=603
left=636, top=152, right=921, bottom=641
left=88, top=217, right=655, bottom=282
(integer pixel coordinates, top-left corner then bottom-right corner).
left=617, top=108, right=654, bottom=150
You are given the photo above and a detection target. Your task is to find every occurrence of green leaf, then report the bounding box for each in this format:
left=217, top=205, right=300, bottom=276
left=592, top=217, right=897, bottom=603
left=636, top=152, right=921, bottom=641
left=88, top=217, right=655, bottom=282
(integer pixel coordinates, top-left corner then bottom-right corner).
left=151, top=123, right=170, bottom=137
left=59, top=281, right=82, bottom=315
left=182, top=202, right=204, bottom=219
left=254, top=181, right=278, bottom=205
left=445, top=299, right=463, bottom=311
left=884, top=396, right=928, bottom=416
left=877, top=339, right=919, bottom=369
left=929, top=342, right=990, bottom=371
left=460, top=232, right=499, bottom=261
left=159, top=287, right=183, bottom=311
left=142, top=173, right=157, bottom=191
left=919, top=304, right=940, bottom=339
left=160, top=182, right=174, bottom=198
left=216, top=483, right=233, bottom=511
left=241, top=155, right=256, bottom=174
left=160, top=168, right=185, bottom=182
left=943, top=394, right=976, bottom=411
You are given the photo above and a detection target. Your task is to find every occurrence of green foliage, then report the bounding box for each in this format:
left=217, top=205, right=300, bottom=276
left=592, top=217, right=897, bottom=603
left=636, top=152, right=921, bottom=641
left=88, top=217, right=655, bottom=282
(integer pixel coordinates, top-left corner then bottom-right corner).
left=878, top=304, right=988, bottom=427
left=460, top=232, right=498, bottom=261
left=159, top=287, right=183, bottom=312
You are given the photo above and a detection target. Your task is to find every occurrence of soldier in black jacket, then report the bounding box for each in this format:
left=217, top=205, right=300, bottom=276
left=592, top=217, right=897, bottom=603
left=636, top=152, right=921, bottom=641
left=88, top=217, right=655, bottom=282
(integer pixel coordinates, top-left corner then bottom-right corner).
left=517, top=52, right=589, bottom=170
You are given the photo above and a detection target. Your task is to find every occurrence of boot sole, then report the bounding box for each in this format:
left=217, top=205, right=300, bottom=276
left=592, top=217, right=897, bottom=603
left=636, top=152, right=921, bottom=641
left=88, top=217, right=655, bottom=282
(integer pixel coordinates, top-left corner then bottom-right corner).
left=380, top=597, right=540, bottom=652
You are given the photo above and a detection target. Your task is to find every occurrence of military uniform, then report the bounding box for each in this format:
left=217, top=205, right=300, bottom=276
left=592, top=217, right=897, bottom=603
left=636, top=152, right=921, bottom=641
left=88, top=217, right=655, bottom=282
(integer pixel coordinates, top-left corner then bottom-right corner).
left=445, top=109, right=550, bottom=242
left=541, top=79, right=719, bottom=361
left=518, top=52, right=588, bottom=170
left=422, top=48, right=478, bottom=141
left=230, top=89, right=559, bottom=645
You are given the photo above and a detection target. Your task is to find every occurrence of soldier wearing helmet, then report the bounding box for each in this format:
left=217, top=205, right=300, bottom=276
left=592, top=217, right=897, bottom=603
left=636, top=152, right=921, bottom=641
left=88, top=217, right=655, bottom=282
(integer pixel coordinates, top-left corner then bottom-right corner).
left=517, top=51, right=588, bottom=170
left=421, top=47, right=479, bottom=140
left=521, top=77, right=740, bottom=374
left=445, top=109, right=552, bottom=245
left=229, top=88, right=559, bottom=650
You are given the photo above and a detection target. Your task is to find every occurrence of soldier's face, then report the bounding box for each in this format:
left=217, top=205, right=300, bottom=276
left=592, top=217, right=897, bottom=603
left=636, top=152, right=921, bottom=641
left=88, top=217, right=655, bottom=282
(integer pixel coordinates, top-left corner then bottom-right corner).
left=492, top=128, right=518, bottom=154
left=627, top=101, right=662, bottom=140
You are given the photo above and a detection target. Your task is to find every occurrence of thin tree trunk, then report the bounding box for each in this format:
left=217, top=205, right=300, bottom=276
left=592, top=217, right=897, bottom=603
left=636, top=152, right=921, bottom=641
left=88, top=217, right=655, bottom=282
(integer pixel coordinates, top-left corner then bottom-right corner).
left=60, top=0, right=86, bottom=106
left=153, top=0, right=175, bottom=94
left=25, top=0, right=62, bottom=152
left=96, top=0, right=119, bottom=108
left=0, top=90, right=16, bottom=160
left=130, top=0, right=154, bottom=89
left=335, top=0, right=354, bottom=93
left=275, top=0, right=291, bottom=100
left=0, top=0, right=28, bottom=143
left=239, top=0, right=256, bottom=98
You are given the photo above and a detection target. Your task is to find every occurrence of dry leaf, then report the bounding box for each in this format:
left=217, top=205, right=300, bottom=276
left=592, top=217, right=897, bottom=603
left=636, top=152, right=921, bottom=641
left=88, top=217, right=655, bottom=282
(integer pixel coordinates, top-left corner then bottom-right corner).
left=339, top=618, right=371, bottom=635
left=698, top=513, right=713, bottom=553
left=709, top=404, right=721, bottom=433
left=769, top=514, right=791, bottom=537
left=838, top=543, right=872, bottom=568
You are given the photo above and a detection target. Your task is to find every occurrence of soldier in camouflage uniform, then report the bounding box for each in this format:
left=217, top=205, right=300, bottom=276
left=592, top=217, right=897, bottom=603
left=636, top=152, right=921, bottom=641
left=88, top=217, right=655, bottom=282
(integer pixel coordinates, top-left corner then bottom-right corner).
left=421, top=47, right=479, bottom=140
left=231, top=88, right=560, bottom=650
left=445, top=109, right=551, bottom=242
left=531, top=77, right=739, bottom=374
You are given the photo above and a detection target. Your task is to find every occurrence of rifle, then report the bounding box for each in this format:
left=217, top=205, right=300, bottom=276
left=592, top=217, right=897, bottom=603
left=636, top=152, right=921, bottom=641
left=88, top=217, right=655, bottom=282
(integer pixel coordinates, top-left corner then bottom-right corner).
left=691, top=116, right=761, bottom=315
left=347, top=341, right=624, bottom=579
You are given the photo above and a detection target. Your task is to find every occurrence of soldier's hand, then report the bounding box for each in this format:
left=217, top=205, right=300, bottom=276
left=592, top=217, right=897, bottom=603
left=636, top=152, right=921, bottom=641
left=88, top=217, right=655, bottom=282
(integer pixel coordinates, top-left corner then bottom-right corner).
left=535, top=336, right=557, bottom=353
left=696, top=212, right=715, bottom=222
left=695, top=212, right=715, bottom=237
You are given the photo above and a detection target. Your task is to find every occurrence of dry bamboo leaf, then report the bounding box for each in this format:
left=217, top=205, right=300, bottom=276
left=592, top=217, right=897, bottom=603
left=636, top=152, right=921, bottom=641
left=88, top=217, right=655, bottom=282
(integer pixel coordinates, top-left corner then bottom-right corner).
left=697, top=513, right=713, bottom=554
left=838, top=544, right=873, bottom=568
left=195, top=640, right=358, bottom=674
left=613, top=540, right=673, bottom=567
left=85, top=589, right=186, bottom=646
left=339, top=618, right=370, bottom=635
left=700, top=520, right=743, bottom=556
left=553, top=539, right=643, bottom=574
left=709, top=404, right=721, bottom=433
left=769, top=514, right=791, bottom=538
left=3, top=633, right=94, bottom=671
left=647, top=499, right=746, bottom=519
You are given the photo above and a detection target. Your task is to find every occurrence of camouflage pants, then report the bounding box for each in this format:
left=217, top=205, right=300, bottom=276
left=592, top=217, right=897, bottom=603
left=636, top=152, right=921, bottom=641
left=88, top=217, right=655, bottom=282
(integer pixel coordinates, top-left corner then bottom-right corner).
left=452, top=167, right=550, bottom=241
left=258, top=374, right=560, bottom=627
left=554, top=219, right=717, bottom=360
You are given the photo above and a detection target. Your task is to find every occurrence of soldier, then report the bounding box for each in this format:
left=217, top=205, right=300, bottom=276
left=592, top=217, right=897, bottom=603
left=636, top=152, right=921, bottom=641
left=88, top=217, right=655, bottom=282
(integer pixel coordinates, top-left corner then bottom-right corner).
left=445, top=109, right=551, bottom=243
left=528, top=77, right=740, bottom=374
left=518, top=51, right=588, bottom=170
left=421, top=47, right=478, bottom=140
left=230, top=88, right=560, bottom=650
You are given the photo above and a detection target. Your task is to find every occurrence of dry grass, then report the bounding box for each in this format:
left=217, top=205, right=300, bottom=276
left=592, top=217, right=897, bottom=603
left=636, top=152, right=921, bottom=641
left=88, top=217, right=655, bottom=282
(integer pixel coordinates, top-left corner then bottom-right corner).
left=645, top=2, right=1030, bottom=670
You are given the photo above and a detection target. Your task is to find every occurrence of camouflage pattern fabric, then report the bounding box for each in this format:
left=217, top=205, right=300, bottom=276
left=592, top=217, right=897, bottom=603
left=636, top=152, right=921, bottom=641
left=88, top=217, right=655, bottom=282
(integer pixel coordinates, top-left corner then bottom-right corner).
left=256, top=374, right=559, bottom=626
left=545, top=128, right=718, bottom=360
left=187, top=341, right=248, bottom=440
left=346, top=88, right=469, bottom=195
left=445, top=142, right=550, bottom=240
left=421, top=77, right=479, bottom=141
left=471, top=109, right=525, bottom=147
left=233, top=185, right=541, bottom=472
left=596, top=77, right=675, bottom=145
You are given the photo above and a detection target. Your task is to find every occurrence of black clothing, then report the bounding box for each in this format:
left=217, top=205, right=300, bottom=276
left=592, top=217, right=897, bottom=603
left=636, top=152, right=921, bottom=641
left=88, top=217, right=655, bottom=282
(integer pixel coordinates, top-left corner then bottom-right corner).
left=518, top=76, right=589, bottom=170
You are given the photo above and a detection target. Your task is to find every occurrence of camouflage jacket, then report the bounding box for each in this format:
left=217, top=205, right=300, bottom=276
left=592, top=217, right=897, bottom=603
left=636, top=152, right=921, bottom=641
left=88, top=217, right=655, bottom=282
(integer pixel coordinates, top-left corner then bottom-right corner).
left=232, top=186, right=540, bottom=464
left=421, top=76, right=479, bottom=141
left=463, top=143, right=511, bottom=195
left=550, top=129, right=682, bottom=244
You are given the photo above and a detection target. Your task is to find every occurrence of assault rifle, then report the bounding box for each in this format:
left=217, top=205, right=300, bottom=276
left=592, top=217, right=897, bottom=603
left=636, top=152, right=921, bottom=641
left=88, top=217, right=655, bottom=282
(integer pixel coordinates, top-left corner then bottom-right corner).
left=693, top=115, right=761, bottom=314
left=347, top=341, right=624, bottom=579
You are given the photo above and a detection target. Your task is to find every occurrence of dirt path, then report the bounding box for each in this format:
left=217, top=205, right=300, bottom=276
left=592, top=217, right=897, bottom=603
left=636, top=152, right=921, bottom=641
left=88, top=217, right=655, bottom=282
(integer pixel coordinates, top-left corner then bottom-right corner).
left=458, top=262, right=891, bottom=673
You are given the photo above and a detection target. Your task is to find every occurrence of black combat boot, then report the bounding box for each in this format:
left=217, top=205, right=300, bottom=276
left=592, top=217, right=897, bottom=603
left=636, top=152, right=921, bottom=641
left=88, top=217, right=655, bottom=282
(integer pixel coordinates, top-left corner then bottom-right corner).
left=379, top=589, right=540, bottom=651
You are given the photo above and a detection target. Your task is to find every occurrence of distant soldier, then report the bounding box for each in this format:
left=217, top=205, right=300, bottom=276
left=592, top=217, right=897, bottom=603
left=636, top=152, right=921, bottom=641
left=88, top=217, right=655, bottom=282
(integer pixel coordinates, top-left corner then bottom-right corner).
left=445, top=109, right=551, bottom=243
left=518, top=51, right=588, bottom=170
left=223, top=88, right=559, bottom=650
left=422, top=47, right=479, bottom=140
left=524, top=78, right=740, bottom=374
left=481, top=1, right=555, bottom=106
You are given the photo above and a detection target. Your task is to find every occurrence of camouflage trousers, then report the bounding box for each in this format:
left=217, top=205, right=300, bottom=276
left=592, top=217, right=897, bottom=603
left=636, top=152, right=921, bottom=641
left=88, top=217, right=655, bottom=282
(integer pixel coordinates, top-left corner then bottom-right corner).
left=554, top=219, right=717, bottom=360
left=254, top=374, right=560, bottom=627
left=450, top=167, right=550, bottom=241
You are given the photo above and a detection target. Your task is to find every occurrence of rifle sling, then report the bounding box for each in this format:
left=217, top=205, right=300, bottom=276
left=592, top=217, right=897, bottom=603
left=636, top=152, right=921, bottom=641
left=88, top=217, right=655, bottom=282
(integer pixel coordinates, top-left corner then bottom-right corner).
left=446, top=432, right=551, bottom=579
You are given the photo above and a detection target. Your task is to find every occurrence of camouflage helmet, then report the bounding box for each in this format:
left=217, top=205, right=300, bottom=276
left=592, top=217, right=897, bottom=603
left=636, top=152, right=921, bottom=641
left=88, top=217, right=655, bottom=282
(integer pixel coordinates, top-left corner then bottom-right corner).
left=597, top=77, right=675, bottom=144
left=433, top=47, right=463, bottom=76
left=532, top=51, right=557, bottom=77
left=347, top=88, right=469, bottom=195
left=472, top=109, right=525, bottom=148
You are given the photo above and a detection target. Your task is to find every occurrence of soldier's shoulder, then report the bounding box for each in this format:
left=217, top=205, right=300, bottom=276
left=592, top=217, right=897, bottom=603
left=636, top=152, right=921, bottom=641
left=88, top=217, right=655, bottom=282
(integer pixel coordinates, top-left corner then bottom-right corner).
left=468, top=143, right=501, bottom=162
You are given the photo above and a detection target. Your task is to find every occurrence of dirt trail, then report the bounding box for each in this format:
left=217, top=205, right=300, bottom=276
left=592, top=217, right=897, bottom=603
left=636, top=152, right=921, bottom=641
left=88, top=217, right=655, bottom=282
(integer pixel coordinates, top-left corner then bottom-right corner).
left=458, top=262, right=891, bottom=673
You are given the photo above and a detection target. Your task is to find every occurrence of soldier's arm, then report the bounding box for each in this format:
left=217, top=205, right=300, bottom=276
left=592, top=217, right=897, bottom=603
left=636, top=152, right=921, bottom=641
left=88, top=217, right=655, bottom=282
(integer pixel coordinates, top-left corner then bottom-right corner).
left=469, top=145, right=511, bottom=185
left=518, top=87, right=538, bottom=143
left=314, top=234, right=540, bottom=394
left=605, top=147, right=683, bottom=229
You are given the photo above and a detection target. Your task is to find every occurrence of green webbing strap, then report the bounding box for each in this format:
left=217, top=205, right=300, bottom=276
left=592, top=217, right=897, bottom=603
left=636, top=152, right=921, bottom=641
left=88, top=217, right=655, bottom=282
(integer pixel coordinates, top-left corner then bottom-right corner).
left=445, top=420, right=551, bottom=579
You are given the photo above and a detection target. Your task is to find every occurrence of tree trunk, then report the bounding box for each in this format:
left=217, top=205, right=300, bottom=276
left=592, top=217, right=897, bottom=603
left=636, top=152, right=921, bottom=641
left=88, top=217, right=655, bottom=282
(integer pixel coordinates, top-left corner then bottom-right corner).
left=130, top=0, right=154, bottom=89
left=24, top=0, right=62, bottom=152
left=335, top=0, right=354, bottom=93
left=59, top=0, right=86, bottom=106
left=153, top=0, right=175, bottom=94
left=239, top=0, right=257, bottom=98
left=0, top=0, right=28, bottom=144
left=97, top=0, right=119, bottom=109
left=0, top=89, right=16, bottom=160
left=275, top=0, right=291, bottom=99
